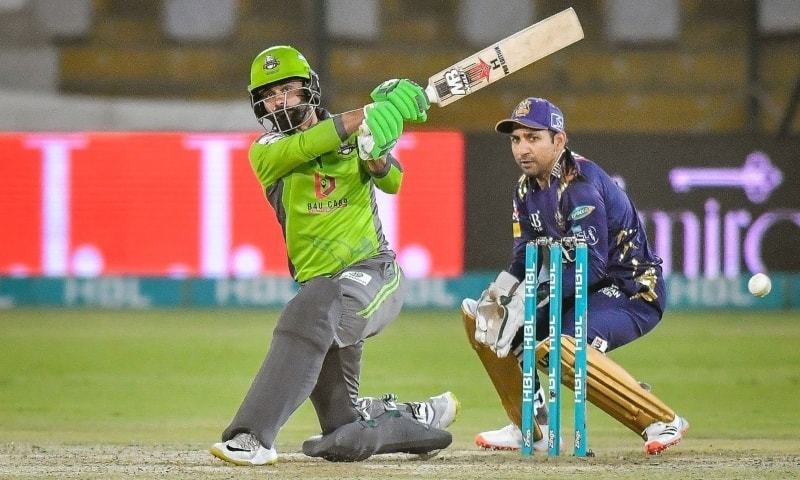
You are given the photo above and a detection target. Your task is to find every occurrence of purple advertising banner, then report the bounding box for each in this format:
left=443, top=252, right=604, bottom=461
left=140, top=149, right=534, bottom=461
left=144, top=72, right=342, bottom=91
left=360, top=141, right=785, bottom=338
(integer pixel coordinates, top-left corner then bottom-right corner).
left=465, top=134, right=800, bottom=278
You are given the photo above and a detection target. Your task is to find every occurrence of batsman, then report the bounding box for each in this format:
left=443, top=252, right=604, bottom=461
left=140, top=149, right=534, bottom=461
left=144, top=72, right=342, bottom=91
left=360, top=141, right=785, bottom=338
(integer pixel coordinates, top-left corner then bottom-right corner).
left=210, top=45, right=459, bottom=466
left=463, top=97, right=689, bottom=455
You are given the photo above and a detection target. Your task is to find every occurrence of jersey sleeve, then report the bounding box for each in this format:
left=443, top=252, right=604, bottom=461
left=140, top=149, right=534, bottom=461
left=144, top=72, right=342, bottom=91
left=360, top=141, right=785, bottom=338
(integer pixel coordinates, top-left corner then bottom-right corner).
left=249, top=117, right=344, bottom=188
left=558, top=180, right=609, bottom=298
left=368, top=154, right=404, bottom=194
left=509, top=189, right=535, bottom=281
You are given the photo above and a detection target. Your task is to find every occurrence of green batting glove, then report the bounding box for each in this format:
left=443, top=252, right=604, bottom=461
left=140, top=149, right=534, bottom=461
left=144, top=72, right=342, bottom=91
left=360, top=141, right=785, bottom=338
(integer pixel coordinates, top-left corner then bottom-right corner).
left=371, top=79, right=430, bottom=123
left=361, top=101, right=404, bottom=159
left=357, top=122, right=397, bottom=161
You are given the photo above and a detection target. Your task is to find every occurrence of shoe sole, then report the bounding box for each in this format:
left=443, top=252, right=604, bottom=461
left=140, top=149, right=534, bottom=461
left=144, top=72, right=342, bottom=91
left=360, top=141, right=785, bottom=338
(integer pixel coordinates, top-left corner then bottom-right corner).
left=209, top=446, right=278, bottom=466
left=414, top=449, right=443, bottom=460
left=645, top=436, right=681, bottom=455
left=644, top=420, right=690, bottom=455
left=474, top=435, right=520, bottom=451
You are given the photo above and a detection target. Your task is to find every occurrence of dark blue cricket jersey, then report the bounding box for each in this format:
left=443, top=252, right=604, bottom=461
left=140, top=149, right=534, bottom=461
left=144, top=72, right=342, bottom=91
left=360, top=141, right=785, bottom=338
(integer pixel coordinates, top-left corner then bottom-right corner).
left=509, top=149, right=664, bottom=312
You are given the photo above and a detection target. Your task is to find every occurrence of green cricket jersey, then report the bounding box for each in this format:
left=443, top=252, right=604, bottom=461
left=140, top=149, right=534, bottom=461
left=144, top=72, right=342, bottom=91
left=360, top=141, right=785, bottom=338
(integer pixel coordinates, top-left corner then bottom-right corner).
left=249, top=110, right=403, bottom=283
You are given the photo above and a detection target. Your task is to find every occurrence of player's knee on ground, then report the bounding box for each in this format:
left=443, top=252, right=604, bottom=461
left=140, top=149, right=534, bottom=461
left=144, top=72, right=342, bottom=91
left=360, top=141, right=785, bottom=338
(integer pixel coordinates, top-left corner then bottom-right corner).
left=302, top=409, right=451, bottom=461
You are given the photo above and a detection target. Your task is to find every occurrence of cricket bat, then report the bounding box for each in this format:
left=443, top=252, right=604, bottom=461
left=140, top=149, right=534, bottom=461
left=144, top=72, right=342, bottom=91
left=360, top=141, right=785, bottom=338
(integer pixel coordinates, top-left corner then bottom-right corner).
left=424, top=8, right=584, bottom=107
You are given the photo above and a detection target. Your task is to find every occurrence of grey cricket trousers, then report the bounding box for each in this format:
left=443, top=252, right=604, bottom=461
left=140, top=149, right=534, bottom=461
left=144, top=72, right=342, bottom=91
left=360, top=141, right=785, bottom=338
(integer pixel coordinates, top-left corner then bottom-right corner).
left=221, top=254, right=406, bottom=447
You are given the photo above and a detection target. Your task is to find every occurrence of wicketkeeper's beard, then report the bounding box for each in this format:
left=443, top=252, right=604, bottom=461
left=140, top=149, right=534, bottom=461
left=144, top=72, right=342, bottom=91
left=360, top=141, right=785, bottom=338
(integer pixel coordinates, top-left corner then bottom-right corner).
left=270, top=104, right=312, bottom=132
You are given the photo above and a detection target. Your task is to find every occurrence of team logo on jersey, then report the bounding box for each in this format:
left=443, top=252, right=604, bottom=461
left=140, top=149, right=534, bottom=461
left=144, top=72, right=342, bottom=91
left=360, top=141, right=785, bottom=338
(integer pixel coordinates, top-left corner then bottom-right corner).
left=599, top=285, right=621, bottom=299
left=571, top=225, right=599, bottom=245
left=529, top=211, right=543, bottom=231
left=314, top=171, right=336, bottom=199
left=263, top=55, right=280, bottom=70
left=256, top=132, right=285, bottom=145
left=568, top=205, right=595, bottom=221
left=585, top=226, right=598, bottom=245
left=556, top=210, right=565, bottom=230
left=516, top=174, right=528, bottom=199
left=337, top=142, right=356, bottom=156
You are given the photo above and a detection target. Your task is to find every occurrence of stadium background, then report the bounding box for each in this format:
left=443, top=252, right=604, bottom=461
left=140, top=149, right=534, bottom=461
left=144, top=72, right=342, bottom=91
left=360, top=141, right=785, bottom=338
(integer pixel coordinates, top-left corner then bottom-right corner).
left=2, top=0, right=799, bottom=309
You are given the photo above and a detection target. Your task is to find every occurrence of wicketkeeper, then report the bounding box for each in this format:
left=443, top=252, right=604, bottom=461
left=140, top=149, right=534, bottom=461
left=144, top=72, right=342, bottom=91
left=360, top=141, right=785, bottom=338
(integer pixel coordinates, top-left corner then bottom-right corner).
left=462, top=97, right=689, bottom=455
left=210, top=45, right=459, bottom=466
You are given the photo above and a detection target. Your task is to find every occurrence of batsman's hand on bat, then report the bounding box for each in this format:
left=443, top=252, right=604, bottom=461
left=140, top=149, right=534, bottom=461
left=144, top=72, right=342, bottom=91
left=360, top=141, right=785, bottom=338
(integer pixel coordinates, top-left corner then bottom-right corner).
left=358, top=101, right=404, bottom=160
left=474, top=271, right=525, bottom=358
left=371, top=79, right=430, bottom=123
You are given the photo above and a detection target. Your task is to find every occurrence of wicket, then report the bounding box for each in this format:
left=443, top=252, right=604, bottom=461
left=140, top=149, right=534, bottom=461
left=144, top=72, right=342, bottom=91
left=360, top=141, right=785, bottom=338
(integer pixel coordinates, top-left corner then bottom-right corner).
left=521, top=237, right=589, bottom=457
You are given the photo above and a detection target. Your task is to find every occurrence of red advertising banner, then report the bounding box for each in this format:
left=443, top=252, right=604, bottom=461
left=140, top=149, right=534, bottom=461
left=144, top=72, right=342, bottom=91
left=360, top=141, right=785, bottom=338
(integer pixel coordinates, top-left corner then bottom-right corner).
left=0, top=132, right=463, bottom=278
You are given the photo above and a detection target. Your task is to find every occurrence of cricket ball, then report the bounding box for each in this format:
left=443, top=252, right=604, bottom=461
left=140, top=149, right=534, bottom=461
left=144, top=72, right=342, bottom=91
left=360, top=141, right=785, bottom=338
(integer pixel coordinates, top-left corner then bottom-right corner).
left=747, top=273, right=772, bottom=298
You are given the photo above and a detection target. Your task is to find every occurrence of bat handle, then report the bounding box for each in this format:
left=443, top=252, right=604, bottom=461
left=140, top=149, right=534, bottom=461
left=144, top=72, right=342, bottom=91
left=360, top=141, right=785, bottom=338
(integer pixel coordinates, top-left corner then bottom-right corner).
left=424, top=84, right=440, bottom=106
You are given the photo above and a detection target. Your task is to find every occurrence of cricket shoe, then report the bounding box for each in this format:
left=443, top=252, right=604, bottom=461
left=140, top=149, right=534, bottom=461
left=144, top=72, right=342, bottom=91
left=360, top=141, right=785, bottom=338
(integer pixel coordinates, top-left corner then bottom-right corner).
left=357, top=392, right=461, bottom=430
left=210, top=432, right=277, bottom=466
left=643, top=415, right=690, bottom=455
left=475, top=423, right=562, bottom=452
left=408, top=391, right=461, bottom=430
left=358, top=392, right=459, bottom=459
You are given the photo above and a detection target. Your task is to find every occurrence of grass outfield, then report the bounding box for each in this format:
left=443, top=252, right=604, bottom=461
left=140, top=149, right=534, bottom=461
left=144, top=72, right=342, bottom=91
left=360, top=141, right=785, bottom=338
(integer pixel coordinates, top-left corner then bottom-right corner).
left=1, top=308, right=799, bottom=478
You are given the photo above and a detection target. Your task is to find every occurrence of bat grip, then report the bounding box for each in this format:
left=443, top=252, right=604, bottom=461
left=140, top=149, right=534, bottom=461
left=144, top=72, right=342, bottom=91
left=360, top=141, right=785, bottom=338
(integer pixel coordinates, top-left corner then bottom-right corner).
left=424, top=84, right=440, bottom=105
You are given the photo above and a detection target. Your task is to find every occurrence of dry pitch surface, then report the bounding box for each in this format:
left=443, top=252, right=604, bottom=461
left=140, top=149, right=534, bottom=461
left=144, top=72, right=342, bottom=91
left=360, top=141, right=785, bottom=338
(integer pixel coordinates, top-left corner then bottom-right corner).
left=2, top=441, right=799, bottom=479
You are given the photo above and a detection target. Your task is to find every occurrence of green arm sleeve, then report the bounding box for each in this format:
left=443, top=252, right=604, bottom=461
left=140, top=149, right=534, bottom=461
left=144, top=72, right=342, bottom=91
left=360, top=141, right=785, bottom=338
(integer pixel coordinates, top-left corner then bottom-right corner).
left=249, top=117, right=345, bottom=187
left=369, top=155, right=403, bottom=194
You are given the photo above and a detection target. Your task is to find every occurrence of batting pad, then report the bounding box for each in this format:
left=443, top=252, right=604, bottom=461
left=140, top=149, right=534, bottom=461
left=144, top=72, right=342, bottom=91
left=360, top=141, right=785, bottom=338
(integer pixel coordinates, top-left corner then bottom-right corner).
left=462, top=305, right=543, bottom=441
left=536, top=335, right=675, bottom=437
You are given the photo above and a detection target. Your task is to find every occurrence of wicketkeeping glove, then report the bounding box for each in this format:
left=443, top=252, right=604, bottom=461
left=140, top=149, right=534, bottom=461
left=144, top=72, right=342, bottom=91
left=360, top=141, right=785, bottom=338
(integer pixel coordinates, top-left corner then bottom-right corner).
left=358, top=101, right=403, bottom=160
left=370, top=79, right=430, bottom=123
left=474, top=271, right=525, bottom=358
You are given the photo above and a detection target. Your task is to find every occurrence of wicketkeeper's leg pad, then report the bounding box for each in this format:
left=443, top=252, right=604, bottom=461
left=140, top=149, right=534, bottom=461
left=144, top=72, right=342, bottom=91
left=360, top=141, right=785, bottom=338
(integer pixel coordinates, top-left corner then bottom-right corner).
left=536, top=335, right=675, bottom=437
left=462, top=302, right=543, bottom=441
